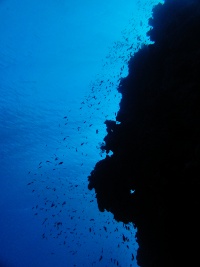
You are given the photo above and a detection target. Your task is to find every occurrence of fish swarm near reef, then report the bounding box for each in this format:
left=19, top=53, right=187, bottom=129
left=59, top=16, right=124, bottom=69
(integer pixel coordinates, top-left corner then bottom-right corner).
left=88, top=0, right=200, bottom=266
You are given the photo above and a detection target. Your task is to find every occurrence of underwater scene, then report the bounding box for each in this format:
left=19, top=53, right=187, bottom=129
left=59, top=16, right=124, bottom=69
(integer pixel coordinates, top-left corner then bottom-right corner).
left=0, top=1, right=162, bottom=266
left=2, top=0, right=200, bottom=267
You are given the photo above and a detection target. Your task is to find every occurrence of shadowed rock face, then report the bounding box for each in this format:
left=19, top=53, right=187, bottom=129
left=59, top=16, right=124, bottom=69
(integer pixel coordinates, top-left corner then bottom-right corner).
left=88, top=0, right=200, bottom=266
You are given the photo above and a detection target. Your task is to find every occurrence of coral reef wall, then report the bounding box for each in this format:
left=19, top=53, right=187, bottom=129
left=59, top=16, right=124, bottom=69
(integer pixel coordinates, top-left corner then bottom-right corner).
left=88, top=0, right=200, bottom=266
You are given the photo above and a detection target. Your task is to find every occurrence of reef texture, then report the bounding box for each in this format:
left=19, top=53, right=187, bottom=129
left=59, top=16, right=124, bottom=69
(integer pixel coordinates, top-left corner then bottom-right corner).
left=88, top=0, right=200, bottom=266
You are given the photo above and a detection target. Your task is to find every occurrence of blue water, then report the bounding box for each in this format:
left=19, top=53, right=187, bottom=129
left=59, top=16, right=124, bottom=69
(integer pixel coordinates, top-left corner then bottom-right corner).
left=0, top=1, right=163, bottom=266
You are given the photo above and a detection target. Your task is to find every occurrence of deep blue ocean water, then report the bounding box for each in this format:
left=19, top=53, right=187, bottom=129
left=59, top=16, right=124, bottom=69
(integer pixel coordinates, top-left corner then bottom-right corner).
left=0, top=1, right=163, bottom=266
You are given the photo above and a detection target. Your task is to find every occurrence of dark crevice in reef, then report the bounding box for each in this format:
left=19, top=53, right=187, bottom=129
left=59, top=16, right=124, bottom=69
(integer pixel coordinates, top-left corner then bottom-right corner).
left=88, top=0, right=200, bottom=266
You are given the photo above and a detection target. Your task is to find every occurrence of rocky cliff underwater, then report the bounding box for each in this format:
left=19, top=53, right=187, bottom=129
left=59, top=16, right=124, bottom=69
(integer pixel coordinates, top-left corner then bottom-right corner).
left=88, top=0, right=200, bottom=266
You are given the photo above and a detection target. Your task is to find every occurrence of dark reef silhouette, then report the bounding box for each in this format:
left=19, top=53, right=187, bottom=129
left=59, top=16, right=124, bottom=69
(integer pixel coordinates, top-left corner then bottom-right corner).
left=88, top=0, right=200, bottom=266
